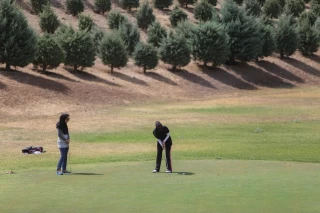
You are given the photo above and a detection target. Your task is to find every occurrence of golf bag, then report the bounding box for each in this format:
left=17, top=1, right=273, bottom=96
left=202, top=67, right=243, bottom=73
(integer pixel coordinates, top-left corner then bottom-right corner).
left=22, top=146, right=44, bottom=154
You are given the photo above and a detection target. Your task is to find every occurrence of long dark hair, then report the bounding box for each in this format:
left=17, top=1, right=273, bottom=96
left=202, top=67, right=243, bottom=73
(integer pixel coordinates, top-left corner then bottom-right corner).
left=56, top=113, right=69, bottom=134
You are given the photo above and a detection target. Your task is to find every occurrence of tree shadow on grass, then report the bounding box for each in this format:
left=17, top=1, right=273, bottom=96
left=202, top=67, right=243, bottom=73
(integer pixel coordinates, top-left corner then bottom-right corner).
left=282, top=57, right=320, bottom=77
left=110, top=0, right=120, bottom=7
left=145, top=72, right=177, bottom=86
left=38, top=70, right=79, bottom=83
left=83, top=0, right=94, bottom=10
left=256, top=60, right=304, bottom=83
left=112, top=72, right=148, bottom=86
left=69, top=70, right=120, bottom=87
left=0, top=69, right=70, bottom=94
left=0, top=81, right=6, bottom=90
left=72, top=173, right=104, bottom=175
left=15, top=0, right=33, bottom=13
left=200, top=66, right=257, bottom=90
left=228, top=63, right=295, bottom=88
left=170, top=69, right=216, bottom=89
left=182, top=6, right=195, bottom=14
left=157, top=8, right=172, bottom=16
left=49, top=0, right=64, bottom=9
left=308, top=54, right=320, bottom=65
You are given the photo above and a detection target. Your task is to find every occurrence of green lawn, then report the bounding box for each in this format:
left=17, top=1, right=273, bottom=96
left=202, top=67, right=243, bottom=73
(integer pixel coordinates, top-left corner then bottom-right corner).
left=1, top=160, right=320, bottom=213
left=71, top=120, right=320, bottom=163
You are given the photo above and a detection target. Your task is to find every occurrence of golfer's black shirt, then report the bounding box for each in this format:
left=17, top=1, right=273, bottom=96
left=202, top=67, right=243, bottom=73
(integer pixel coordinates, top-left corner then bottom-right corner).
left=153, top=126, right=171, bottom=142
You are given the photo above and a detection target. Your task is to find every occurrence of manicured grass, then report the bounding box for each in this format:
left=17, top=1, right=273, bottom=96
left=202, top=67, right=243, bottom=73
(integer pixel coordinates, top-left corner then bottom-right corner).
left=1, top=160, right=320, bottom=213
left=181, top=105, right=302, bottom=116
left=71, top=120, right=320, bottom=163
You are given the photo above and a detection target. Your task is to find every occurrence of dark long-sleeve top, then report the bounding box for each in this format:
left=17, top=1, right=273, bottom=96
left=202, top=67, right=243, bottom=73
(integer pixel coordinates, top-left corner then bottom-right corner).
left=153, top=126, right=172, bottom=144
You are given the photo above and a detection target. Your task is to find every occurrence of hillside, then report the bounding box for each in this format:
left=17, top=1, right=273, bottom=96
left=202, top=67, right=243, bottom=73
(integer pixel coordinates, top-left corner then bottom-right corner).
left=0, top=0, right=320, bottom=118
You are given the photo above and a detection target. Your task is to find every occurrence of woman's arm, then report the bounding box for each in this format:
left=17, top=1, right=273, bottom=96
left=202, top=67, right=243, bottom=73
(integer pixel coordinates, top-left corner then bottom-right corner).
left=57, top=128, right=69, bottom=141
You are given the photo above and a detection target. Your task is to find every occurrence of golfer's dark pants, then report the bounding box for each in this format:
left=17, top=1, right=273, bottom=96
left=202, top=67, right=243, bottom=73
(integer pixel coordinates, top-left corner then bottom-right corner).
left=57, top=147, right=69, bottom=171
left=155, top=141, right=172, bottom=172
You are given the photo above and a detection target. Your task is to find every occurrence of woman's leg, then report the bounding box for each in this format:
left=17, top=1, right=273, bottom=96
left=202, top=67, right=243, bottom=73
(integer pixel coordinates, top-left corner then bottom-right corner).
left=61, top=147, right=69, bottom=171
left=57, top=148, right=64, bottom=171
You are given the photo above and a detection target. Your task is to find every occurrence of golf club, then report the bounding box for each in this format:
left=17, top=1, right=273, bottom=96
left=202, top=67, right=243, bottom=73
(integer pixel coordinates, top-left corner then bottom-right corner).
left=69, top=149, right=72, bottom=172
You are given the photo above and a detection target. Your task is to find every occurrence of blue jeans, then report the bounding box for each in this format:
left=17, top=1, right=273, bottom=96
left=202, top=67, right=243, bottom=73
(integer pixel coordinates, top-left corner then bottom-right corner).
left=57, top=147, right=69, bottom=171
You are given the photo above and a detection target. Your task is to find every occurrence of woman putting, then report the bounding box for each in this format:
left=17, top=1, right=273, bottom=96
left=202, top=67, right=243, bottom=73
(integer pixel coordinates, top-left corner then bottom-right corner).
left=152, top=121, right=173, bottom=173
left=56, top=113, right=71, bottom=175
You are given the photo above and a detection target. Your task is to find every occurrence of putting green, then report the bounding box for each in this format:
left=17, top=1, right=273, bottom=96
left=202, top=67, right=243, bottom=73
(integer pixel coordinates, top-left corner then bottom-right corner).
left=1, top=160, right=320, bottom=213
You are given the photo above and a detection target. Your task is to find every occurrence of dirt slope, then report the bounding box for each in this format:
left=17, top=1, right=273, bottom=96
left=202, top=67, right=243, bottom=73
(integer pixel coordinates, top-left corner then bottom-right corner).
left=0, top=0, right=320, bottom=118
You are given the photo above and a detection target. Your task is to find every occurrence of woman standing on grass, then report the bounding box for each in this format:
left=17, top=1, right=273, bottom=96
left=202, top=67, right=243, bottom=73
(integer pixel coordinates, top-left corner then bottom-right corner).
left=152, top=121, right=173, bottom=173
left=56, top=113, right=71, bottom=175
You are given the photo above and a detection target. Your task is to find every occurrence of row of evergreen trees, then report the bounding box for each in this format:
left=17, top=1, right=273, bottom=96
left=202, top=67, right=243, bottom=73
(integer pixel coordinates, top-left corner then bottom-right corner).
left=0, top=0, right=319, bottom=73
left=30, top=0, right=320, bottom=18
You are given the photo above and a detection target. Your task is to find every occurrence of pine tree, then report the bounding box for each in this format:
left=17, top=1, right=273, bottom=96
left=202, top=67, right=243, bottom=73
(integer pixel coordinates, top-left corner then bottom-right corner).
left=256, top=18, right=276, bottom=59
left=310, top=0, right=320, bottom=15
left=79, top=14, right=94, bottom=31
left=219, top=0, right=242, bottom=22
left=34, top=34, right=64, bottom=72
left=30, top=0, right=48, bottom=14
left=298, top=20, right=319, bottom=55
left=175, top=20, right=197, bottom=42
left=263, top=0, right=282, bottom=18
left=118, top=22, right=140, bottom=54
left=315, top=17, right=320, bottom=33
left=169, top=6, right=188, bottom=27
left=244, top=0, right=262, bottom=16
left=99, top=33, right=128, bottom=73
left=194, top=0, right=218, bottom=22
left=274, top=14, right=299, bottom=58
left=136, top=2, right=155, bottom=30
left=221, top=0, right=263, bottom=63
left=159, top=31, right=191, bottom=71
left=0, top=0, right=37, bottom=71
left=66, top=0, right=84, bottom=16
left=234, top=0, right=244, bottom=5
left=147, top=21, right=167, bottom=47
left=192, top=21, right=230, bottom=67
left=279, top=0, right=286, bottom=7
left=315, top=18, right=320, bottom=44
left=94, top=0, right=111, bottom=14
left=298, top=11, right=317, bottom=26
left=108, top=10, right=128, bottom=29
left=208, top=0, right=218, bottom=6
left=178, top=0, right=196, bottom=8
left=39, top=4, right=59, bottom=33
left=91, top=27, right=105, bottom=54
left=56, top=26, right=96, bottom=71
left=119, top=0, right=139, bottom=10
left=133, top=42, right=159, bottom=73
left=284, top=0, right=305, bottom=17
left=154, top=0, right=173, bottom=10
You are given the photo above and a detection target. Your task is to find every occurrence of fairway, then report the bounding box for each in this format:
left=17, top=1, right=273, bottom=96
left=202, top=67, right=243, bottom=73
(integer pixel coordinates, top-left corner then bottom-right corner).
left=1, top=87, right=320, bottom=212
left=1, top=160, right=320, bottom=213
